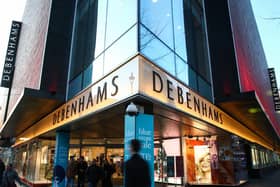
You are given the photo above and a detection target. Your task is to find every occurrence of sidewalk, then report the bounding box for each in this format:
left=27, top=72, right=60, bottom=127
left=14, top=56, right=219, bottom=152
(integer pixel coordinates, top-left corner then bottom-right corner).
left=241, top=168, right=280, bottom=187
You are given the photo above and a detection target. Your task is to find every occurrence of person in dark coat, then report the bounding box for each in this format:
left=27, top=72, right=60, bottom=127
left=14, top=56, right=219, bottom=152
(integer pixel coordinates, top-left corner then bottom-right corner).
left=77, top=156, right=88, bottom=187
left=125, top=139, right=151, bottom=187
left=66, top=156, right=77, bottom=187
left=2, top=163, right=29, bottom=187
left=0, top=158, right=5, bottom=185
left=86, top=159, right=102, bottom=187
left=101, top=159, right=115, bottom=187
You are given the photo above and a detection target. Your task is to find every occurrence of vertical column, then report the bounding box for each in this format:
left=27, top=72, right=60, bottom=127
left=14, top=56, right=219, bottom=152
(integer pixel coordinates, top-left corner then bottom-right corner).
left=53, top=131, right=70, bottom=187
left=124, top=113, right=154, bottom=187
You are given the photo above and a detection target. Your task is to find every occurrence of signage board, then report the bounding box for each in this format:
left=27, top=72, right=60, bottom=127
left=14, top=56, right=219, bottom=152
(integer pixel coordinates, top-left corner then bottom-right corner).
left=268, top=68, right=280, bottom=111
left=1, top=21, right=22, bottom=88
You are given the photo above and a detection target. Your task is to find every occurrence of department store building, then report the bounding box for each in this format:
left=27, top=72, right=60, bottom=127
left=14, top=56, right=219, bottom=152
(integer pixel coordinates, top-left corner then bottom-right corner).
left=0, top=0, right=280, bottom=186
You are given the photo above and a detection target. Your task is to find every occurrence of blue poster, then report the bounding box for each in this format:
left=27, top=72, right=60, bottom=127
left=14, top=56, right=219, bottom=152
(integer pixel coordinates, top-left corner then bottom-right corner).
left=124, top=116, right=136, bottom=161
left=124, top=113, right=154, bottom=187
left=53, top=131, right=70, bottom=187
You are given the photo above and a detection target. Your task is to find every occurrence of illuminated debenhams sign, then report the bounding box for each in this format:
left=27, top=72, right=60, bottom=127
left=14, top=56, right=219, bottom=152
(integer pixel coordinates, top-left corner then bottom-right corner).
left=53, top=76, right=119, bottom=125
left=52, top=57, right=223, bottom=126
left=152, top=71, right=223, bottom=124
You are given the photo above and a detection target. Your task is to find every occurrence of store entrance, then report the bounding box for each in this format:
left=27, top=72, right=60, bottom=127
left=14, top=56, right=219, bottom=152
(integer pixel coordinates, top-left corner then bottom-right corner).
left=68, top=138, right=124, bottom=185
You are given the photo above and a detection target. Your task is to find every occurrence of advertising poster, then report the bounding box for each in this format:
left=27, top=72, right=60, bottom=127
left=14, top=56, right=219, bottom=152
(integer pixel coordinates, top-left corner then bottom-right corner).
left=194, top=145, right=212, bottom=183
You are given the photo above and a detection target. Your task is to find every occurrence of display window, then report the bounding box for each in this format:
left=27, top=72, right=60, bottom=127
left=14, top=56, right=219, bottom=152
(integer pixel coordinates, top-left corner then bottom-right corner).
left=185, top=136, right=218, bottom=185
left=154, top=138, right=182, bottom=185
left=14, top=140, right=55, bottom=184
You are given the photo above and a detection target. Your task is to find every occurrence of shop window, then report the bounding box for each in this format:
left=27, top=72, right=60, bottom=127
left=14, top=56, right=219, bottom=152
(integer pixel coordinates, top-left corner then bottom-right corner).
left=154, top=138, right=182, bottom=185
left=13, top=140, right=55, bottom=184
left=185, top=136, right=219, bottom=185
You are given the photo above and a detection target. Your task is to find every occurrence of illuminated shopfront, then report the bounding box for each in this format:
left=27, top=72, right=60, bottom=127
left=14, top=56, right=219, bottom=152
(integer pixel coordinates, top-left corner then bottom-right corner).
left=1, top=1, right=280, bottom=187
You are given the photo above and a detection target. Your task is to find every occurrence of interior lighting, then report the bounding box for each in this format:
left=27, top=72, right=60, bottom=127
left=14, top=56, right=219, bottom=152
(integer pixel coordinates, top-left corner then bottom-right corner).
left=152, top=0, right=158, bottom=3
left=248, top=107, right=261, bottom=114
left=19, top=137, right=30, bottom=141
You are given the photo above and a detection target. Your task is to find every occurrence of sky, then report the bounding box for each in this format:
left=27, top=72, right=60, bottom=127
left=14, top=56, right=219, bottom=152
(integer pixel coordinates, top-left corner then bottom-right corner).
left=0, top=1, right=279, bottom=109
left=251, top=0, right=280, bottom=83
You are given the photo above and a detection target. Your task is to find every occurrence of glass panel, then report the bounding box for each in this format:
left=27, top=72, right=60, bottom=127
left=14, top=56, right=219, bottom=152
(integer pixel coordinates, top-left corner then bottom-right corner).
left=188, top=67, right=197, bottom=91
left=104, top=26, right=137, bottom=75
left=68, top=74, right=82, bottom=99
left=83, top=63, right=93, bottom=89
left=94, top=0, right=107, bottom=57
left=173, top=0, right=187, bottom=61
left=140, top=25, right=175, bottom=76
left=70, top=0, right=98, bottom=79
left=141, top=0, right=174, bottom=49
left=92, top=54, right=104, bottom=83
left=105, top=0, right=137, bottom=47
left=176, top=56, right=189, bottom=85
left=198, top=76, right=212, bottom=101
left=184, top=0, right=211, bottom=82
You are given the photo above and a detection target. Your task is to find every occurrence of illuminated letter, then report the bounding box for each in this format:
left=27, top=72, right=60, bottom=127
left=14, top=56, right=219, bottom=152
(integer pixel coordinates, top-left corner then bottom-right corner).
left=153, top=71, right=163, bottom=93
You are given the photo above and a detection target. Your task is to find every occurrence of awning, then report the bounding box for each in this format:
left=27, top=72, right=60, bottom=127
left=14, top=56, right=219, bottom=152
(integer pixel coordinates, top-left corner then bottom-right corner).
left=0, top=88, right=64, bottom=140
left=217, top=91, right=280, bottom=151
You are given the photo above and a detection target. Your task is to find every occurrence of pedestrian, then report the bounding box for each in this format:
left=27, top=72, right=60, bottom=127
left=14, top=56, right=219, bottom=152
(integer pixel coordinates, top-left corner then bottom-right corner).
left=66, top=156, right=77, bottom=187
left=1, top=163, right=29, bottom=187
left=77, top=156, right=88, bottom=187
left=101, top=158, right=115, bottom=187
left=86, top=159, right=103, bottom=187
left=0, top=158, right=5, bottom=185
left=125, top=139, right=151, bottom=187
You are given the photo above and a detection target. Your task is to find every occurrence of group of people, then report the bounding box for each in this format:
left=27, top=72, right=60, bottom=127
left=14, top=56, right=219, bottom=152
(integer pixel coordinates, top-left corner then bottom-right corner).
left=0, top=158, right=29, bottom=187
left=66, top=139, right=151, bottom=187
left=66, top=155, right=116, bottom=187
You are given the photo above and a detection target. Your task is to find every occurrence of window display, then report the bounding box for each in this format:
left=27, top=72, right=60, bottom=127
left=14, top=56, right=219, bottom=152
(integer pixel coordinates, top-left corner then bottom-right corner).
left=154, top=138, right=182, bottom=185
left=194, top=145, right=211, bottom=183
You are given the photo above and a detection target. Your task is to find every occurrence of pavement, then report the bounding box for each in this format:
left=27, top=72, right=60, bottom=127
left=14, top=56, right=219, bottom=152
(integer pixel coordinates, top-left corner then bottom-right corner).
left=241, top=168, right=280, bottom=187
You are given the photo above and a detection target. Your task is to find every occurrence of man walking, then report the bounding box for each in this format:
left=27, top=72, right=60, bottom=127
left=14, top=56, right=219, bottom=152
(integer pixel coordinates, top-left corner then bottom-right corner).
left=125, top=139, right=151, bottom=187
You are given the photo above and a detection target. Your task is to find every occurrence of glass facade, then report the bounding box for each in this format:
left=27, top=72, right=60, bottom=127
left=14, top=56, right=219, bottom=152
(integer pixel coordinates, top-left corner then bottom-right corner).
left=140, top=0, right=212, bottom=100
left=69, top=0, right=137, bottom=98
left=68, top=0, right=212, bottom=101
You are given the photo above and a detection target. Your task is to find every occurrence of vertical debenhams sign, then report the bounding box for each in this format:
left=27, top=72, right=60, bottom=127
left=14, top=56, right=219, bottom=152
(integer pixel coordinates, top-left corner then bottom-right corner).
left=268, top=68, right=280, bottom=111
left=0, top=21, right=22, bottom=88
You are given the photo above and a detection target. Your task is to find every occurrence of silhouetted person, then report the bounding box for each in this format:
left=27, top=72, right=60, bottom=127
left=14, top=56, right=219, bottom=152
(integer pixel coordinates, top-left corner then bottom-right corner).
left=101, top=159, right=115, bottom=187
left=0, top=158, right=5, bottom=185
left=86, top=159, right=103, bottom=187
left=2, top=163, right=29, bottom=187
left=77, top=156, right=88, bottom=187
left=125, top=139, right=151, bottom=187
left=66, top=156, right=77, bottom=187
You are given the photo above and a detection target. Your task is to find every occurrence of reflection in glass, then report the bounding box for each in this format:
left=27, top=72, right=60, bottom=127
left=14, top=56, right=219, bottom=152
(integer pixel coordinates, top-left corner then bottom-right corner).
left=173, top=0, right=187, bottom=61
left=140, top=25, right=175, bottom=76
left=68, top=74, right=82, bottom=99
left=188, top=67, right=198, bottom=91
left=106, top=0, right=137, bottom=47
left=141, top=0, right=174, bottom=49
left=94, top=0, right=107, bottom=57
left=70, top=0, right=98, bottom=79
left=198, top=76, right=212, bottom=101
left=184, top=0, right=211, bottom=82
left=92, top=54, right=104, bottom=83
left=176, top=56, right=189, bottom=84
left=104, top=25, right=137, bottom=75
left=83, top=63, right=93, bottom=89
